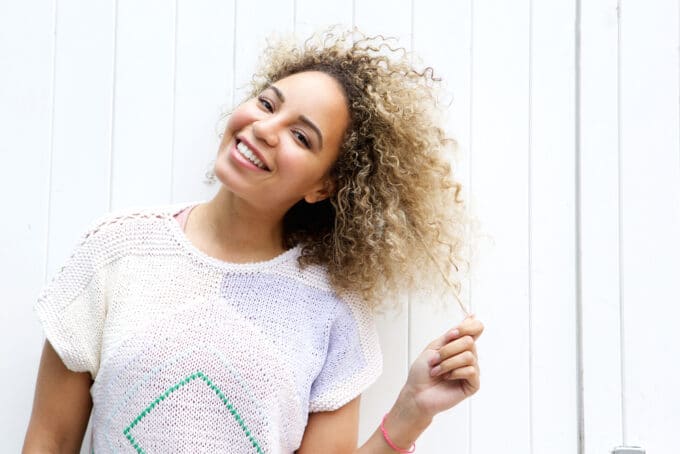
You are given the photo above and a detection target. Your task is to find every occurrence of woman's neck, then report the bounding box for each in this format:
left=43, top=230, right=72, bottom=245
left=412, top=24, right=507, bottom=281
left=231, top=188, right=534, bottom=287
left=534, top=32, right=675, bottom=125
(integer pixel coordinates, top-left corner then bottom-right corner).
left=193, top=186, right=287, bottom=263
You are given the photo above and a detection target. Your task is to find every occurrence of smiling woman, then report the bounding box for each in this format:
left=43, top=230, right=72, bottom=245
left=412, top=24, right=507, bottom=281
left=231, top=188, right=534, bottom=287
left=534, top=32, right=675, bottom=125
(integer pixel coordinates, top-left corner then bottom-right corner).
left=215, top=70, right=350, bottom=217
left=23, top=27, right=484, bottom=454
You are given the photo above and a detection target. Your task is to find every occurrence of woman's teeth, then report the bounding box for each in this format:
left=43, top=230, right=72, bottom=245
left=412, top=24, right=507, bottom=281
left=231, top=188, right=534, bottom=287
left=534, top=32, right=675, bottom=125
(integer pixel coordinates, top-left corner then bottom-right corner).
left=236, top=141, right=267, bottom=170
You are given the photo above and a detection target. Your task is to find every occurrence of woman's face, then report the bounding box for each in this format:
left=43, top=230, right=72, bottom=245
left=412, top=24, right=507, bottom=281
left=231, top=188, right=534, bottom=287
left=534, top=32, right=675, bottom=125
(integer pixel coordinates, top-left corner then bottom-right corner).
left=214, top=70, right=350, bottom=214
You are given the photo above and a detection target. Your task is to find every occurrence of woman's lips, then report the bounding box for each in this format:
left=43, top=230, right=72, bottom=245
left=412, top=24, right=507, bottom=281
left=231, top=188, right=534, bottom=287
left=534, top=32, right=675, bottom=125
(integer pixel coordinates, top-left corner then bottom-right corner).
left=230, top=140, right=269, bottom=172
left=236, top=136, right=270, bottom=170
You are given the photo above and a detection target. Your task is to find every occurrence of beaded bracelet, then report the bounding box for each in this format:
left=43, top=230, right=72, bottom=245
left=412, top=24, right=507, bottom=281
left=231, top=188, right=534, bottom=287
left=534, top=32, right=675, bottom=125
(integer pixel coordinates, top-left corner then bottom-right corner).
left=380, top=413, right=416, bottom=453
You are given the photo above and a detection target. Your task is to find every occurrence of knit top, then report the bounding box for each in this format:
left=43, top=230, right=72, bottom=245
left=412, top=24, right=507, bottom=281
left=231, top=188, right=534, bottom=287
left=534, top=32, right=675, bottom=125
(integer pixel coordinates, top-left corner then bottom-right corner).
left=34, top=201, right=383, bottom=453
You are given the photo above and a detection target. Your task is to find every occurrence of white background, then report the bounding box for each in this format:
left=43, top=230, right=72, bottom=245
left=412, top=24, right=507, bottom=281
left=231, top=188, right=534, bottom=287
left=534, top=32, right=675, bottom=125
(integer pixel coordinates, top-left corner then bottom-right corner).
left=1, top=0, right=679, bottom=452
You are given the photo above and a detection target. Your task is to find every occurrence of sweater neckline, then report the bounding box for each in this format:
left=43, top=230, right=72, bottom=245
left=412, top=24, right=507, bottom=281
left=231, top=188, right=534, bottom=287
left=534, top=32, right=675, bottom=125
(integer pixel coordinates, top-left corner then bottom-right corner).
left=166, top=200, right=301, bottom=271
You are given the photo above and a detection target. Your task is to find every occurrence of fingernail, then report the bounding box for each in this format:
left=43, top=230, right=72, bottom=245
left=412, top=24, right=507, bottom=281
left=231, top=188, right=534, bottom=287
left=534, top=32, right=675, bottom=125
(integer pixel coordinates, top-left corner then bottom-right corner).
left=430, top=365, right=441, bottom=376
left=428, top=352, right=441, bottom=366
left=449, top=329, right=460, bottom=338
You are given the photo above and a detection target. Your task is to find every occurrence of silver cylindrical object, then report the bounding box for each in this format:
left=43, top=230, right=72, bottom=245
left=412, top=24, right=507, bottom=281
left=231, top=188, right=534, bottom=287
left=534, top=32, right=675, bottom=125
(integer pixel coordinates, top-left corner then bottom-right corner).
left=611, top=447, right=645, bottom=454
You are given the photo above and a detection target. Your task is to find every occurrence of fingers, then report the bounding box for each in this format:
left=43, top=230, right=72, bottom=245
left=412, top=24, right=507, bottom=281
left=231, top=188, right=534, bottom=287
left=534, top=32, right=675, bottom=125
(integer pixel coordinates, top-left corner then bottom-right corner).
left=447, top=365, right=480, bottom=393
left=429, top=316, right=483, bottom=380
left=427, top=315, right=484, bottom=351
left=454, top=315, right=484, bottom=341
left=436, top=334, right=475, bottom=363
left=429, top=337, right=477, bottom=377
left=426, top=331, right=451, bottom=351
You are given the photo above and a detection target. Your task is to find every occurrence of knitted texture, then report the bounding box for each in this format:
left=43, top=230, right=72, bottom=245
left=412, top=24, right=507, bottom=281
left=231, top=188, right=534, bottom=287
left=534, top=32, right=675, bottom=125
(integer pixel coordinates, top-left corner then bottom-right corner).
left=34, top=201, right=383, bottom=453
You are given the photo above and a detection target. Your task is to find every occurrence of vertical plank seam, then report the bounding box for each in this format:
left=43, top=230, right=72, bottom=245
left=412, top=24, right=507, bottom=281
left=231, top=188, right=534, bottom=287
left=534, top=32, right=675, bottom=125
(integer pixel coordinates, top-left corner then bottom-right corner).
left=527, top=0, right=534, bottom=452
left=574, top=0, right=585, bottom=451
left=467, top=1, right=474, bottom=451
left=108, top=0, right=119, bottom=212
left=44, top=0, right=59, bottom=283
left=616, top=0, right=626, bottom=446
left=169, top=0, right=178, bottom=202
left=231, top=0, right=237, bottom=108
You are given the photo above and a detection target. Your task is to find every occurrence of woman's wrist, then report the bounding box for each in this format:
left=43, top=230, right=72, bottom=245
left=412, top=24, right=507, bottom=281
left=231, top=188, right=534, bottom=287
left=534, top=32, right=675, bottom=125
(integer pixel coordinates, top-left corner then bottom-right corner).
left=356, top=387, right=433, bottom=453
left=381, top=388, right=433, bottom=449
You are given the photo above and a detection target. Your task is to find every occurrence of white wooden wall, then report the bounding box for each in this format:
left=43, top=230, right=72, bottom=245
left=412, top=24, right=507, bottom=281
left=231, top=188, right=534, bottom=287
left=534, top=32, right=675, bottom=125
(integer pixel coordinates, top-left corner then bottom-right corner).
left=1, top=0, right=679, bottom=452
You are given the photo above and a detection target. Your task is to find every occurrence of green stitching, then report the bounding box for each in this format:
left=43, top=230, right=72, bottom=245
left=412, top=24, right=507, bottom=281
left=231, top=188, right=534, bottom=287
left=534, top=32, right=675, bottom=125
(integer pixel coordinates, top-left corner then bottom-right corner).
left=123, top=371, right=264, bottom=453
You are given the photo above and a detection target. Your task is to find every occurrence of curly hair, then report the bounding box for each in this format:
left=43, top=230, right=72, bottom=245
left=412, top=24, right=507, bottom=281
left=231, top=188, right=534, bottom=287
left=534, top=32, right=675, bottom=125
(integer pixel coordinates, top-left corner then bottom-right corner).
left=210, top=27, right=475, bottom=313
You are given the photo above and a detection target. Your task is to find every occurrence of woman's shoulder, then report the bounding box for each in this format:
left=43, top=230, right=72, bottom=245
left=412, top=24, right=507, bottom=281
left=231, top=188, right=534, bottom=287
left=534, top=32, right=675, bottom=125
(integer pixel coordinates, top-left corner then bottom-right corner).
left=277, top=257, right=378, bottom=320
left=58, top=201, right=200, bottom=272
left=75, top=200, right=197, bottom=243
left=84, top=201, right=196, bottom=232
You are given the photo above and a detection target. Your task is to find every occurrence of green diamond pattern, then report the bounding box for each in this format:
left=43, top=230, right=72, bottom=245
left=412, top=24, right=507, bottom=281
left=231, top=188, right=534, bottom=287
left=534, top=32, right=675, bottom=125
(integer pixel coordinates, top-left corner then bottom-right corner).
left=122, top=371, right=263, bottom=453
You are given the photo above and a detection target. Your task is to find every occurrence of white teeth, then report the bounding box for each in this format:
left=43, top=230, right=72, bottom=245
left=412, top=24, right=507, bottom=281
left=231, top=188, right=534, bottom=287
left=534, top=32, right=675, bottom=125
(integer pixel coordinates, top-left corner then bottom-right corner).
left=236, top=141, right=267, bottom=170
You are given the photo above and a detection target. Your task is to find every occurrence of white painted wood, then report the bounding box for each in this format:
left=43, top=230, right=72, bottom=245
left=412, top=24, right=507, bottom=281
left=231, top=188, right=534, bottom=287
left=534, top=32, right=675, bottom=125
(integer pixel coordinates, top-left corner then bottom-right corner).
left=110, top=0, right=175, bottom=209
left=0, top=1, right=55, bottom=452
left=618, top=0, right=680, bottom=450
left=410, top=0, right=472, bottom=451
left=579, top=0, right=624, bottom=452
left=171, top=0, right=235, bottom=204
left=468, top=0, right=532, bottom=452
left=354, top=0, right=411, bottom=44
left=294, top=0, right=352, bottom=38
left=529, top=0, right=579, bottom=452
left=232, top=0, right=294, bottom=104
left=47, top=0, right=115, bottom=284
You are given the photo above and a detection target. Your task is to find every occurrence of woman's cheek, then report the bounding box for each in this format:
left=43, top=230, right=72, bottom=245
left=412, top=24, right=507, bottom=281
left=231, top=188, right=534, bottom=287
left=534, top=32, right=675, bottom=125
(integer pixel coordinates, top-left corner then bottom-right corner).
left=225, top=108, right=251, bottom=133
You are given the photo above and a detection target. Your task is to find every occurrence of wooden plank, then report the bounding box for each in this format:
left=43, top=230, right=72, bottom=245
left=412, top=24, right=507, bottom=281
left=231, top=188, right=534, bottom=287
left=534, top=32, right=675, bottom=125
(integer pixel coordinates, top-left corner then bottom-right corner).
left=171, top=0, right=235, bottom=204
left=47, top=0, right=115, bottom=282
left=468, top=0, right=532, bottom=452
left=529, top=0, right=578, bottom=452
left=410, top=0, right=472, bottom=451
left=353, top=0, right=412, bottom=446
left=232, top=0, right=294, bottom=104
left=0, top=1, right=55, bottom=451
left=579, top=0, right=624, bottom=451
left=354, top=0, right=411, bottom=43
left=618, top=0, right=680, bottom=450
left=110, top=0, right=175, bottom=208
left=294, top=0, right=352, bottom=38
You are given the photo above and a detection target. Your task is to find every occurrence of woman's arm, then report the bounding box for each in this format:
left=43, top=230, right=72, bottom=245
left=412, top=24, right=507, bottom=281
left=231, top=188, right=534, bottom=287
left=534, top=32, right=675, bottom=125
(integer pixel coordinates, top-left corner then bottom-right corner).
left=23, top=340, right=93, bottom=453
left=297, top=393, right=430, bottom=454
left=298, top=315, right=484, bottom=453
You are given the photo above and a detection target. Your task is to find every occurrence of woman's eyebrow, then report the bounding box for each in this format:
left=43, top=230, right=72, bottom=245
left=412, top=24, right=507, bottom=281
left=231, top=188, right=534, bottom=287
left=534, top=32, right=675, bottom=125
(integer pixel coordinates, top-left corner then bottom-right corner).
left=268, top=84, right=286, bottom=102
left=267, top=84, right=324, bottom=148
left=298, top=115, right=323, bottom=148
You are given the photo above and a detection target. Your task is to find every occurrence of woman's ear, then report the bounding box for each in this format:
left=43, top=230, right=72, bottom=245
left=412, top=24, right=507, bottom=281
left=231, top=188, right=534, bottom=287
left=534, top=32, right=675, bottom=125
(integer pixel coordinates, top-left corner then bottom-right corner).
left=304, top=177, right=336, bottom=204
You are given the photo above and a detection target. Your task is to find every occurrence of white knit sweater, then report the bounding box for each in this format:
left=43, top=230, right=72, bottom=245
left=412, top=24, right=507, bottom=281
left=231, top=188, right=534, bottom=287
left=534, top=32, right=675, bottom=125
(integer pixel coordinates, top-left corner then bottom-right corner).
left=34, top=201, right=383, bottom=453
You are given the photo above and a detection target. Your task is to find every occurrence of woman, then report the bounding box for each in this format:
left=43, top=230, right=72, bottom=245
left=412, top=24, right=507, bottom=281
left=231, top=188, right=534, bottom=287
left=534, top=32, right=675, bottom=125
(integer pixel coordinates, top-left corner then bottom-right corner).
left=23, top=28, right=484, bottom=453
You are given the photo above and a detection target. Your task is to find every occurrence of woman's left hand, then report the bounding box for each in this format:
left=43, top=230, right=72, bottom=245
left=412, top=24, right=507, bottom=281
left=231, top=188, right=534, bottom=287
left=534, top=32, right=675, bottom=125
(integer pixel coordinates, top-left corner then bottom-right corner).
left=402, top=315, right=484, bottom=419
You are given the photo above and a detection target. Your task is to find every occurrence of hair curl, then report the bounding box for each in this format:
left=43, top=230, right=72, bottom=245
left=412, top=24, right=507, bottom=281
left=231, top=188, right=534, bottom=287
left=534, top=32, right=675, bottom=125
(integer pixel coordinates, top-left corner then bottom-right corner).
left=211, top=27, right=476, bottom=313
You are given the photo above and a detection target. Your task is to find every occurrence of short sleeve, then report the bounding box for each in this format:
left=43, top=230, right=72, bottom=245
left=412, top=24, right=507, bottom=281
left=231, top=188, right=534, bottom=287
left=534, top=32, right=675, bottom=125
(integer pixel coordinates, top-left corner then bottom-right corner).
left=34, top=212, right=116, bottom=379
left=309, top=295, right=383, bottom=412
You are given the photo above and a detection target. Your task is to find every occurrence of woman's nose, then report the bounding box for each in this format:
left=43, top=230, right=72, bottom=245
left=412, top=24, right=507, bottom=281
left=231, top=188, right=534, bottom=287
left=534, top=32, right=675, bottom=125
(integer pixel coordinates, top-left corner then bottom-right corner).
left=252, top=118, right=279, bottom=148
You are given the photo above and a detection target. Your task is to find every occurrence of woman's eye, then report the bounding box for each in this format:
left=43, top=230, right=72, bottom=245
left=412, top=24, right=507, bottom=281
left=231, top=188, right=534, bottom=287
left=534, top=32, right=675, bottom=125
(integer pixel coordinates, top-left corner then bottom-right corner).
left=294, top=131, right=310, bottom=148
left=258, top=97, right=273, bottom=112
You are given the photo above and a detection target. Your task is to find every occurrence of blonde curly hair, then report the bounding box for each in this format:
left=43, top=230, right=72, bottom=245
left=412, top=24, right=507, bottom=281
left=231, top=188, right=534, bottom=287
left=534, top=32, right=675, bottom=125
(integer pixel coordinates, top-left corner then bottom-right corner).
left=212, top=27, right=475, bottom=313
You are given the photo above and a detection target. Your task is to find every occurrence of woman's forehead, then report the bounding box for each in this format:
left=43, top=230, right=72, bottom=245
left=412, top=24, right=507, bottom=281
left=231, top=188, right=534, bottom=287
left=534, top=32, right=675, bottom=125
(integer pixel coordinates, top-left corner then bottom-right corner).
left=270, top=71, right=349, bottom=145
left=272, top=71, right=345, bottom=100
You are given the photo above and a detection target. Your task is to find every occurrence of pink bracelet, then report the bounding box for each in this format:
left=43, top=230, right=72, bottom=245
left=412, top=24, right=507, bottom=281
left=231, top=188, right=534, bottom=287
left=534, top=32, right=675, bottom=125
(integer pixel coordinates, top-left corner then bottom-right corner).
left=380, top=413, right=416, bottom=453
